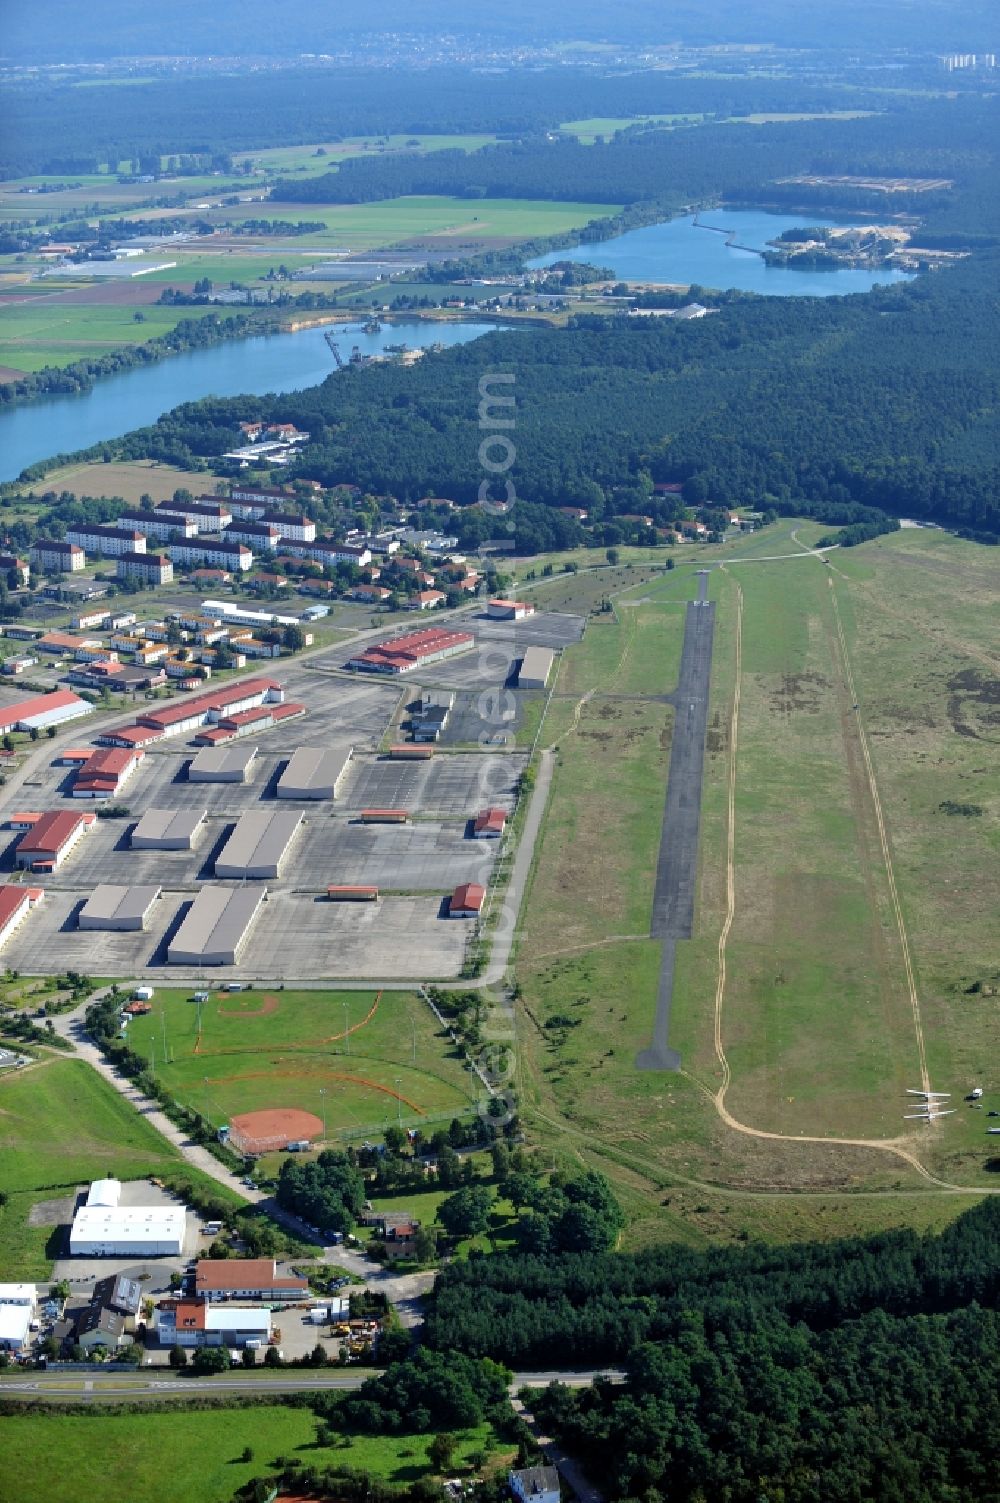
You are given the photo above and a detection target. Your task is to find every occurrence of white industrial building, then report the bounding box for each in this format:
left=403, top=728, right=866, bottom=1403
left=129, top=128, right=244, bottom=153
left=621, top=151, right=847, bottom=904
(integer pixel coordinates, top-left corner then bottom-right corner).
left=518, top=646, right=555, bottom=689
left=86, top=1178, right=123, bottom=1208
left=156, top=1299, right=271, bottom=1348
left=0, top=1303, right=33, bottom=1353
left=69, top=1203, right=186, bottom=1257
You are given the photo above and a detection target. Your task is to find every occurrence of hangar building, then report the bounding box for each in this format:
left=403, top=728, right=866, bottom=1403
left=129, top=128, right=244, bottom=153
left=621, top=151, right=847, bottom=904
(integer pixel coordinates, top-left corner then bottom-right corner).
left=188, top=745, right=258, bottom=783
left=131, top=809, right=207, bottom=850
left=276, top=747, right=352, bottom=800
left=214, top=809, right=303, bottom=879
left=518, top=646, right=555, bottom=690
left=78, top=884, right=161, bottom=932
left=167, top=886, right=266, bottom=966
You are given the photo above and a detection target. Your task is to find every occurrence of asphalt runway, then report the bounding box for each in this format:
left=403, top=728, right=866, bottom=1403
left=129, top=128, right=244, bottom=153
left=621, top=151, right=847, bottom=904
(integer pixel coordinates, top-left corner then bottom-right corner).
left=637, top=571, right=715, bottom=1072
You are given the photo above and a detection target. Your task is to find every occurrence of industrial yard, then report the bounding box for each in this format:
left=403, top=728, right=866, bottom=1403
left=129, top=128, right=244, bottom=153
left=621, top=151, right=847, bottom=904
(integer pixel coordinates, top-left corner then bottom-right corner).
left=0, top=612, right=569, bottom=982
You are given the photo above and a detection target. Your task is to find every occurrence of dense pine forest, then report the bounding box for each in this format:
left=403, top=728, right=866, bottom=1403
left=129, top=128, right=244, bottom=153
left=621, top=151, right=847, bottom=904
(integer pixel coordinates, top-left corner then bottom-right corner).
left=74, top=246, right=1000, bottom=539
left=423, top=1199, right=1000, bottom=1503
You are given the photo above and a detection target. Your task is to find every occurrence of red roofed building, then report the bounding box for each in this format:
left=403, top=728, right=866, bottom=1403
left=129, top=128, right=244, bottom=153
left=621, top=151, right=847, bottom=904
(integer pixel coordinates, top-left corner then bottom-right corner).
left=0, top=689, right=94, bottom=735
left=450, top=882, right=485, bottom=917
left=0, top=884, right=43, bottom=951
left=473, top=807, right=507, bottom=839
left=71, top=746, right=144, bottom=799
left=14, top=810, right=94, bottom=871
left=194, top=1258, right=308, bottom=1302
left=487, top=599, right=535, bottom=620
left=347, top=627, right=474, bottom=676
left=134, top=677, right=284, bottom=739
left=96, top=724, right=164, bottom=750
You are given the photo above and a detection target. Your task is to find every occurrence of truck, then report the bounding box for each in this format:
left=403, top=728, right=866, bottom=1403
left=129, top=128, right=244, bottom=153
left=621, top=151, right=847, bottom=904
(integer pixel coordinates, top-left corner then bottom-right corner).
left=132, top=985, right=154, bottom=1002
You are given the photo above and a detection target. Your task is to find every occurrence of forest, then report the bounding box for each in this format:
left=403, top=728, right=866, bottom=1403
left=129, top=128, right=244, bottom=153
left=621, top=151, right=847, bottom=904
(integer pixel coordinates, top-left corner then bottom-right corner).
left=73, top=243, right=1000, bottom=539
left=275, top=99, right=997, bottom=211
left=0, top=67, right=946, bottom=182
left=420, top=1199, right=1000, bottom=1502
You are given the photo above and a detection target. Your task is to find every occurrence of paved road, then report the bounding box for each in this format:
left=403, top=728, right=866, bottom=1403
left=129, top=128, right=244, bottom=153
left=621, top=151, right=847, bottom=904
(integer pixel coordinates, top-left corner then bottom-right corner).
left=0, top=1367, right=625, bottom=1404
left=637, top=571, right=716, bottom=1072
left=485, top=747, right=554, bottom=985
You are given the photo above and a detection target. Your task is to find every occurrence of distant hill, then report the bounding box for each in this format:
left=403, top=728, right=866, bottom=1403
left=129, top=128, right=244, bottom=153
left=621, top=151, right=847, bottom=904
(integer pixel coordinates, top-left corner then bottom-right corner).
left=4, top=0, right=997, bottom=63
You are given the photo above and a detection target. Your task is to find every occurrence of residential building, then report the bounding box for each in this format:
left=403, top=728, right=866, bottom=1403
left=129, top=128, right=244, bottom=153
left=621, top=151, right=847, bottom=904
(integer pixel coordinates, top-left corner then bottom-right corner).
left=169, top=539, right=253, bottom=572
left=64, top=525, right=147, bottom=558
left=155, top=499, right=232, bottom=529
left=226, top=521, right=281, bottom=552
left=509, top=1467, right=561, bottom=1503
left=260, top=511, right=316, bottom=543
left=0, top=554, right=30, bottom=586
left=282, top=540, right=372, bottom=569
left=117, top=552, right=174, bottom=586
left=30, top=539, right=84, bottom=573
left=117, top=509, right=197, bottom=542
left=410, top=589, right=446, bottom=610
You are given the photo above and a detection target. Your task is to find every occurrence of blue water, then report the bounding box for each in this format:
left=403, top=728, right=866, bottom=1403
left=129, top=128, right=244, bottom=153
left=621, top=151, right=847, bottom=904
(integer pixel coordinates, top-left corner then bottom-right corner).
left=0, top=319, right=500, bottom=483
left=528, top=210, right=915, bottom=298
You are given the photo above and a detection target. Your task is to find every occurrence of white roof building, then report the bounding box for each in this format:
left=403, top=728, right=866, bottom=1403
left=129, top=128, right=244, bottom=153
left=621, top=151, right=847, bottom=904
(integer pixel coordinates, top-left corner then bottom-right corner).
left=86, top=1178, right=123, bottom=1208
left=0, top=1283, right=35, bottom=1306
left=70, top=1204, right=186, bottom=1257
left=0, top=1303, right=33, bottom=1350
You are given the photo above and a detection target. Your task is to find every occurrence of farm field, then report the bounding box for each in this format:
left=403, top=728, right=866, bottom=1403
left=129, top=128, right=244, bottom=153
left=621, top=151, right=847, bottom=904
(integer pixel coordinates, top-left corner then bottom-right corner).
left=206, top=195, right=624, bottom=250
left=9, top=458, right=213, bottom=504
left=0, top=1055, right=240, bottom=1278
left=0, top=1407, right=503, bottom=1503
left=124, top=987, right=478, bottom=1145
left=559, top=115, right=703, bottom=141
left=515, top=527, right=998, bottom=1245
left=0, top=300, right=220, bottom=373
left=249, top=132, right=501, bottom=176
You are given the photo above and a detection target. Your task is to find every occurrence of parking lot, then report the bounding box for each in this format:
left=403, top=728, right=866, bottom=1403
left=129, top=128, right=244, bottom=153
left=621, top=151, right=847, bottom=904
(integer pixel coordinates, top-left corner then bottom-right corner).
left=340, top=750, right=523, bottom=816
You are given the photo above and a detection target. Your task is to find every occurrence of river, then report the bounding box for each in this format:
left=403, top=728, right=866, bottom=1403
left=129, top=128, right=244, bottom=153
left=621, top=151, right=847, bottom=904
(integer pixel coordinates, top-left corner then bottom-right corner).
left=528, top=209, right=915, bottom=297
left=0, top=319, right=500, bottom=484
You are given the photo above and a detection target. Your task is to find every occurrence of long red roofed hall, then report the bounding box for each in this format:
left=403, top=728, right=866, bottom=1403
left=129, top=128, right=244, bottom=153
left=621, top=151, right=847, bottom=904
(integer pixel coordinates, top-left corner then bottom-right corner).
left=347, top=626, right=474, bottom=675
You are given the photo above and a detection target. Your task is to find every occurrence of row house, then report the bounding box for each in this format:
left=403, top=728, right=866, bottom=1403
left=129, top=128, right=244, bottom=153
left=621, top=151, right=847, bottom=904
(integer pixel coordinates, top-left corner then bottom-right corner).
left=117, top=509, right=197, bottom=542
left=64, top=525, right=146, bottom=559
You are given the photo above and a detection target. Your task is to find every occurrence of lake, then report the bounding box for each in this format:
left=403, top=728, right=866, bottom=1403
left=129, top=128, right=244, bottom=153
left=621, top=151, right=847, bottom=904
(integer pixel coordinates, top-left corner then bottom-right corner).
left=528, top=210, right=916, bottom=297
left=0, top=319, right=500, bottom=483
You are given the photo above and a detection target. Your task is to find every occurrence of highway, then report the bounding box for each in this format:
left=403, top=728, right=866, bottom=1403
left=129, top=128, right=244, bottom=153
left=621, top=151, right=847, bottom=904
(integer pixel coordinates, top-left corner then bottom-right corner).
left=0, top=1367, right=625, bottom=1405
left=637, top=570, right=715, bottom=1071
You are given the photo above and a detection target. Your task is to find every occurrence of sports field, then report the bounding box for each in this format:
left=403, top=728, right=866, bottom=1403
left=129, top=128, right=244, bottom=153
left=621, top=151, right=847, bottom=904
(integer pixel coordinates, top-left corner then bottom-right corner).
left=0, top=1056, right=240, bottom=1278
left=124, top=987, right=478, bottom=1143
left=516, top=527, right=998, bottom=1246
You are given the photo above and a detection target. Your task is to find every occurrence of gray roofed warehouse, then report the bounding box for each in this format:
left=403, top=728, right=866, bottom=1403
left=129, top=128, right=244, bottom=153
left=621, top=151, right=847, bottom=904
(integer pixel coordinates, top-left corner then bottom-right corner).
left=188, top=744, right=258, bottom=783
left=517, top=645, right=555, bottom=689
left=78, top=884, right=161, bottom=931
left=276, top=747, right=352, bottom=800
left=214, top=809, right=303, bottom=879
left=167, top=886, right=266, bottom=966
left=131, top=808, right=207, bottom=850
